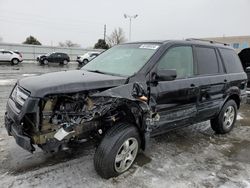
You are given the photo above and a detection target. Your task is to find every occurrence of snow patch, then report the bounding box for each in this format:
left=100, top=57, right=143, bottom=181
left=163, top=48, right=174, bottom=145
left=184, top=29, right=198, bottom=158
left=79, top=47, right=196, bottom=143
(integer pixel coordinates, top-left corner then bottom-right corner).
left=237, top=114, right=243, bottom=120
left=22, top=74, right=37, bottom=77
left=0, top=79, right=16, bottom=86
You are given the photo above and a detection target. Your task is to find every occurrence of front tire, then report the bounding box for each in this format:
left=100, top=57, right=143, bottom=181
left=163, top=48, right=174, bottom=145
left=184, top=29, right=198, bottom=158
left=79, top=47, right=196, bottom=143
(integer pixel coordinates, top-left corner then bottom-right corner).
left=43, top=59, right=49, bottom=65
left=211, top=100, right=237, bottom=134
left=94, top=122, right=140, bottom=179
left=82, top=59, right=88, bottom=65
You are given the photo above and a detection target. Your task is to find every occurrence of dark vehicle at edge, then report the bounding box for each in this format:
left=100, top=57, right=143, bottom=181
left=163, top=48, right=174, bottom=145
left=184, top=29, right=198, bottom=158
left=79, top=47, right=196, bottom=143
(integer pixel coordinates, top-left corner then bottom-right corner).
left=5, top=40, right=247, bottom=179
left=239, top=48, right=250, bottom=102
left=37, top=52, right=70, bottom=65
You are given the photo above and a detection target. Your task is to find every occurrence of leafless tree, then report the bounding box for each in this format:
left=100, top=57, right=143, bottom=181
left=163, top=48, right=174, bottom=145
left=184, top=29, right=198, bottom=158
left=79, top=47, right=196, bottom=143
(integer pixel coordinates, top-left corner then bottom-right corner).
left=107, top=28, right=126, bottom=47
left=58, top=40, right=80, bottom=47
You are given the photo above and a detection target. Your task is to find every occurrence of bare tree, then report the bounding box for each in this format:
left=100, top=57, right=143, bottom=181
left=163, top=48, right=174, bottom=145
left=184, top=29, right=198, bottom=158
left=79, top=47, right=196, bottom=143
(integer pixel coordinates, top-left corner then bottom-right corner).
left=107, top=28, right=126, bottom=47
left=58, top=40, right=80, bottom=47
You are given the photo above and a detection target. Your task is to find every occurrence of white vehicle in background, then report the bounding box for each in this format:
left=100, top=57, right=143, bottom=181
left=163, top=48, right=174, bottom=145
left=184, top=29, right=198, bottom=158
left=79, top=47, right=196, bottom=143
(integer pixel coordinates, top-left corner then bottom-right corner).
left=0, top=50, right=23, bottom=65
left=76, top=51, right=101, bottom=65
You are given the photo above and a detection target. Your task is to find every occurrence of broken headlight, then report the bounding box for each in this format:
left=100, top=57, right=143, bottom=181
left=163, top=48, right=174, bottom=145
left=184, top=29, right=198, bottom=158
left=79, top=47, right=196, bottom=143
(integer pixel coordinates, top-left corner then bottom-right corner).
left=11, top=86, right=29, bottom=106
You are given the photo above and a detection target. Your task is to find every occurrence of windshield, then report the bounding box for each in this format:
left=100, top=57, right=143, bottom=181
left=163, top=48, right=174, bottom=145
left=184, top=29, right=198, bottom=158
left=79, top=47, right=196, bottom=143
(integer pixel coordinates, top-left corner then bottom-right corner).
left=82, top=43, right=160, bottom=76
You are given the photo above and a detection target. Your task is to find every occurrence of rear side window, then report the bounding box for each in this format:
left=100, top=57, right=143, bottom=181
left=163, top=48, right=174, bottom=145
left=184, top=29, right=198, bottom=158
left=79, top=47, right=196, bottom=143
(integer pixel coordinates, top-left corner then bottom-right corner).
left=3, top=51, right=12, bottom=54
left=196, top=47, right=219, bottom=75
left=219, top=48, right=244, bottom=73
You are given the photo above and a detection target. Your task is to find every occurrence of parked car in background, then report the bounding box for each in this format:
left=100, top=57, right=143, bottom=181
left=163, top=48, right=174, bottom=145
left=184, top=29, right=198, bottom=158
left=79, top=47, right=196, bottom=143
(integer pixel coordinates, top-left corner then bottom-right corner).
left=77, top=51, right=101, bottom=65
left=0, top=50, right=23, bottom=65
left=37, top=52, right=70, bottom=65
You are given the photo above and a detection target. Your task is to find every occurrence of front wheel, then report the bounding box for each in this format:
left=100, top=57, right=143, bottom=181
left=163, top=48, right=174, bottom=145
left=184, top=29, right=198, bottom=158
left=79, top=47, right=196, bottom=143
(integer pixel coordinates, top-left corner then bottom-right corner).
left=82, top=59, right=88, bottom=65
left=94, top=122, right=140, bottom=179
left=211, top=100, right=237, bottom=134
left=43, top=59, right=49, bottom=65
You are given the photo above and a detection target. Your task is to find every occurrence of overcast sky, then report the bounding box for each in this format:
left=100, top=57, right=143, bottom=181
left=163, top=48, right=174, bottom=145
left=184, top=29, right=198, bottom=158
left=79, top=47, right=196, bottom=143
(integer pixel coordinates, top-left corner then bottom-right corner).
left=0, top=0, right=249, bottom=47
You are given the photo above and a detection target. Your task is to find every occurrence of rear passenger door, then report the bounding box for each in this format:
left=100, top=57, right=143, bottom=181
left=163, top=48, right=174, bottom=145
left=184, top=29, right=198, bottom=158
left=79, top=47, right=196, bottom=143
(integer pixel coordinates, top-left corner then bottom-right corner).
left=55, top=53, right=62, bottom=62
left=194, top=46, right=227, bottom=120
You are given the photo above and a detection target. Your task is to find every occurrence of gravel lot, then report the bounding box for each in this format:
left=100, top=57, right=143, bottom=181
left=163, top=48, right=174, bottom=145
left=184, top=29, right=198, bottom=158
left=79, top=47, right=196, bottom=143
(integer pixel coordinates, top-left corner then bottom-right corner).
left=0, top=62, right=250, bottom=188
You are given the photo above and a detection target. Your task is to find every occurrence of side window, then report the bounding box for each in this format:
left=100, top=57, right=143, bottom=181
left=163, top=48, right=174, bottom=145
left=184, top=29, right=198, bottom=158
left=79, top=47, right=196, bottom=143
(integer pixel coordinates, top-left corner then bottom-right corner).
left=3, top=51, right=12, bottom=55
left=219, top=48, right=244, bottom=73
left=196, top=47, right=219, bottom=75
left=157, top=46, right=194, bottom=78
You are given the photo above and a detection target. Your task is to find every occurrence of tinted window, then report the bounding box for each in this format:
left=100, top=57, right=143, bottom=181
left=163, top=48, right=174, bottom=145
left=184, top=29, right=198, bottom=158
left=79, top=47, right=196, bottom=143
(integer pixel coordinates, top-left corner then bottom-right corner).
left=196, top=47, right=219, bottom=75
left=3, top=51, right=12, bottom=54
left=157, top=46, right=194, bottom=78
left=219, top=48, right=243, bottom=73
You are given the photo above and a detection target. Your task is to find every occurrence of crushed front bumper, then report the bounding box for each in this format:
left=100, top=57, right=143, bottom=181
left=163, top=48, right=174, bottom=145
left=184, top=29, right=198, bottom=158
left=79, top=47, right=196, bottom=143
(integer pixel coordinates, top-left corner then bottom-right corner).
left=5, top=95, right=38, bottom=153
left=5, top=113, right=35, bottom=152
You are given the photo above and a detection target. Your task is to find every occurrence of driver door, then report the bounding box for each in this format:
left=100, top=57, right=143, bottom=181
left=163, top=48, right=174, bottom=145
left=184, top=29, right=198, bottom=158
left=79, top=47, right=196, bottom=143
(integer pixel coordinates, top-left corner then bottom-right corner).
left=150, top=45, right=200, bottom=135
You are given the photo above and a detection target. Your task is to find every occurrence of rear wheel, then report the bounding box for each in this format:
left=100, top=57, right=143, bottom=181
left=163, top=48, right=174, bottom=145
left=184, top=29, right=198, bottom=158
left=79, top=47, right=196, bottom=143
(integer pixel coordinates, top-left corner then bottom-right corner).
left=61, top=59, right=69, bottom=65
left=94, top=122, right=140, bottom=179
left=11, top=58, right=19, bottom=65
left=211, top=100, right=237, bottom=134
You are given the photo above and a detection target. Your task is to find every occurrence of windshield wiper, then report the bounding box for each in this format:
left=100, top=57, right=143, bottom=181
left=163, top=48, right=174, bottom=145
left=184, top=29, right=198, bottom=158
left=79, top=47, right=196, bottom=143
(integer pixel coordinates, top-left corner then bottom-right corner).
left=86, top=69, right=107, bottom=74
left=85, top=69, right=126, bottom=77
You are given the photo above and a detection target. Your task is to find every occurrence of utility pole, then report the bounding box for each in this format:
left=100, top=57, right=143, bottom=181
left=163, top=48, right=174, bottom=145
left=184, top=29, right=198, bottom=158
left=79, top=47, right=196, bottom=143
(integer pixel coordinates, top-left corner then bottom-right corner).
left=124, top=14, right=138, bottom=41
left=104, top=24, right=106, bottom=41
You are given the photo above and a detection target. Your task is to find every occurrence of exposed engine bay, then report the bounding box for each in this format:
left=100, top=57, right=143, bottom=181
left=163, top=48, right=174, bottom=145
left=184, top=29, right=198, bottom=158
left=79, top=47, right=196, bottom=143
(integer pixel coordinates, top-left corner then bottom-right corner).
left=20, top=83, right=153, bottom=153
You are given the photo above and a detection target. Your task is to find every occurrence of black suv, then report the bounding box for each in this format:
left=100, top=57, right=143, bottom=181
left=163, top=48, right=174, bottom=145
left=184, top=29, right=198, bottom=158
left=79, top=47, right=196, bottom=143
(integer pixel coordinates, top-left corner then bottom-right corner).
left=37, top=52, right=70, bottom=65
left=5, top=40, right=247, bottom=179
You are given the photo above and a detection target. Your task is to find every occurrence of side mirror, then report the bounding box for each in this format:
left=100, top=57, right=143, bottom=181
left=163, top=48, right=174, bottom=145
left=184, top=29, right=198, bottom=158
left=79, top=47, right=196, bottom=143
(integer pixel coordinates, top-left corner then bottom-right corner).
left=152, top=69, right=177, bottom=82
left=246, top=67, right=250, bottom=73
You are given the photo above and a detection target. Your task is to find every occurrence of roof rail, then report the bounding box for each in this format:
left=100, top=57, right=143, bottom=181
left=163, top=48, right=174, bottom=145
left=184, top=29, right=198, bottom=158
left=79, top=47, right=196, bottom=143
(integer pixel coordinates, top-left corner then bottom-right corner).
left=186, top=38, right=230, bottom=46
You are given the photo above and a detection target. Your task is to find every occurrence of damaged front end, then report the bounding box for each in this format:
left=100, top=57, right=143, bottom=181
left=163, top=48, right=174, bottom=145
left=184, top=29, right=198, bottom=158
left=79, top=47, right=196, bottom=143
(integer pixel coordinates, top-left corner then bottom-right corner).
left=5, top=83, right=157, bottom=153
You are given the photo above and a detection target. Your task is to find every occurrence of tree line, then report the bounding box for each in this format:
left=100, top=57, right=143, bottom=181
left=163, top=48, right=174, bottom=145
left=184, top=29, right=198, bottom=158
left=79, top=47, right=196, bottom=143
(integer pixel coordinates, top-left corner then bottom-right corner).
left=21, top=27, right=126, bottom=49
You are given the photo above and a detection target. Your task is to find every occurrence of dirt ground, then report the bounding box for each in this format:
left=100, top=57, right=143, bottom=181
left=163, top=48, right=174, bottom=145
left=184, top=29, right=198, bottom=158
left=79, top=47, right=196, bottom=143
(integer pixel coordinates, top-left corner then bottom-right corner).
left=0, top=62, right=250, bottom=188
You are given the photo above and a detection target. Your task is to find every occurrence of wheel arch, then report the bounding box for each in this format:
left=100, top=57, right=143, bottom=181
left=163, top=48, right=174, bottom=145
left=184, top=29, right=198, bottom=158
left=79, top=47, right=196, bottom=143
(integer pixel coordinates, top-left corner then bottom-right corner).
left=225, top=94, right=240, bottom=109
left=107, top=101, right=149, bottom=150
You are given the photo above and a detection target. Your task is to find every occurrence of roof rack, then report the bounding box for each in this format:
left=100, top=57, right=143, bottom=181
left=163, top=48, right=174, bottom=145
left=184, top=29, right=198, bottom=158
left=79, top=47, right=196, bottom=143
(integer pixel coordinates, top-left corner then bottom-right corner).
left=186, top=38, right=230, bottom=46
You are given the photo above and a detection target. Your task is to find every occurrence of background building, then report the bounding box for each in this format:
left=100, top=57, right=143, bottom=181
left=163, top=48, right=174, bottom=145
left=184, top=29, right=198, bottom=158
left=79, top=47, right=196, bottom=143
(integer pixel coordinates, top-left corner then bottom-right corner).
left=203, top=35, right=250, bottom=52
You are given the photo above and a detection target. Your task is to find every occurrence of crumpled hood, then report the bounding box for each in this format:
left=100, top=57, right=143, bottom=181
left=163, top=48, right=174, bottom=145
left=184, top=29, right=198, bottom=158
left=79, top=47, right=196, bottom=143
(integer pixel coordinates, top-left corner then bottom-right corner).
left=18, top=70, right=127, bottom=97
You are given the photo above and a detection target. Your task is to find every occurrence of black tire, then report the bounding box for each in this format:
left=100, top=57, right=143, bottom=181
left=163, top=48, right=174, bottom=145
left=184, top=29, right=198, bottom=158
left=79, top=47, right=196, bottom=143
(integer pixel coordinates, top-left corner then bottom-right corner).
left=211, top=100, right=238, bottom=134
left=43, top=59, right=49, bottom=65
left=60, top=59, right=69, bottom=65
left=11, top=58, right=19, bottom=65
left=82, top=59, right=88, bottom=65
left=94, top=122, right=141, bottom=179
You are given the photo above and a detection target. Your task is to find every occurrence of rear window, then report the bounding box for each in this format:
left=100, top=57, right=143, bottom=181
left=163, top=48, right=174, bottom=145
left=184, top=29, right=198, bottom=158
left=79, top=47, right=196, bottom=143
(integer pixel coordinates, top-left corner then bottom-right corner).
left=219, top=48, right=244, bottom=73
left=196, top=47, right=219, bottom=75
